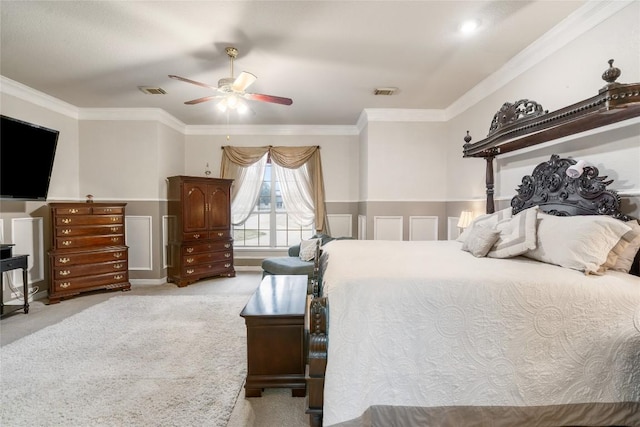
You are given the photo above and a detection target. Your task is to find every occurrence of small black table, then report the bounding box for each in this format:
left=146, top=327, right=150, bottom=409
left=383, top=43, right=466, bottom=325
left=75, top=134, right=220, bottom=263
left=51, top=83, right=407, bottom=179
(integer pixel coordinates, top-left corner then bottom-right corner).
left=1, top=255, right=30, bottom=318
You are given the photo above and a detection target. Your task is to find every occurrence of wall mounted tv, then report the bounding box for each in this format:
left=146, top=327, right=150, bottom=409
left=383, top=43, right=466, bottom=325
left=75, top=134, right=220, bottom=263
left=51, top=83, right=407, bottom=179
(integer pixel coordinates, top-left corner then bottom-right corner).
left=1, top=115, right=60, bottom=201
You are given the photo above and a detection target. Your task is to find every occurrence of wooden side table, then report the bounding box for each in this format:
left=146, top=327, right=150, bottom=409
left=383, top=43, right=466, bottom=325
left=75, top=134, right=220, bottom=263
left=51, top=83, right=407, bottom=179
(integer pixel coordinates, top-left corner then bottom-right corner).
left=240, top=274, right=307, bottom=397
left=1, top=254, right=30, bottom=318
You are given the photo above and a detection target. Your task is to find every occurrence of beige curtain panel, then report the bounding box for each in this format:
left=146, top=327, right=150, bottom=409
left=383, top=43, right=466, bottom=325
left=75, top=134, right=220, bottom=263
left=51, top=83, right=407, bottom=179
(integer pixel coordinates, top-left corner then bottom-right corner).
left=220, top=145, right=327, bottom=232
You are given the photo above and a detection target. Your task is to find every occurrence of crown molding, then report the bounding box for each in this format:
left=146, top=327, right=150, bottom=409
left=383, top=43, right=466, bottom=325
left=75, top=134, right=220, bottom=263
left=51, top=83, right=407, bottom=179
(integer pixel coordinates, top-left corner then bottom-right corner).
left=363, top=109, right=447, bottom=123
left=0, top=76, right=79, bottom=119
left=445, top=0, right=633, bottom=120
left=184, top=124, right=358, bottom=136
left=78, top=108, right=185, bottom=133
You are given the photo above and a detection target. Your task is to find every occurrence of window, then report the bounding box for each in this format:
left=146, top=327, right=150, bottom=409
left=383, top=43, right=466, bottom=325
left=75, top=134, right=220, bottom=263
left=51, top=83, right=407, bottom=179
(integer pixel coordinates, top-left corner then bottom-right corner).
left=233, top=162, right=315, bottom=247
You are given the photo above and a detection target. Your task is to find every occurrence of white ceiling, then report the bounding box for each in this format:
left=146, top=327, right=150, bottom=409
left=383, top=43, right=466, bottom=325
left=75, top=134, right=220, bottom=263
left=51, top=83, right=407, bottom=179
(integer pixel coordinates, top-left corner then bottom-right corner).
left=0, top=1, right=588, bottom=126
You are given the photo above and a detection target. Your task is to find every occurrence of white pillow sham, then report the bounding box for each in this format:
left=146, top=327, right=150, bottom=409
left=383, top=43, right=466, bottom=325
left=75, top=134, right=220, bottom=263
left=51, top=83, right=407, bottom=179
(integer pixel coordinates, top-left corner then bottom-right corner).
left=523, top=213, right=633, bottom=274
left=608, top=220, right=640, bottom=273
left=461, top=226, right=500, bottom=257
left=299, top=238, right=321, bottom=261
left=487, top=206, right=538, bottom=259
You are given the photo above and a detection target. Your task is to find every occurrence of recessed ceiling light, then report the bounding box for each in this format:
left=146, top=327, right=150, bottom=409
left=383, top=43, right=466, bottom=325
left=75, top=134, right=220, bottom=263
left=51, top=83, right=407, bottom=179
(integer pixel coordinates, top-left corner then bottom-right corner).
left=459, top=19, right=480, bottom=34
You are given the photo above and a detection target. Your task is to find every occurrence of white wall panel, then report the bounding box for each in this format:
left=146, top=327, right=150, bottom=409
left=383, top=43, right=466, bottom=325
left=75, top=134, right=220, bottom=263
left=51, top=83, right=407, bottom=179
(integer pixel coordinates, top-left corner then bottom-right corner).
left=358, top=215, right=366, bottom=240
left=327, top=214, right=352, bottom=238
left=448, top=217, right=462, bottom=241
left=162, top=215, right=175, bottom=269
left=10, top=217, right=44, bottom=285
left=125, top=216, right=153, bottom=270
left=409, top=216, right=438, bottom=241
left=373, top=216, right=403, bottom=241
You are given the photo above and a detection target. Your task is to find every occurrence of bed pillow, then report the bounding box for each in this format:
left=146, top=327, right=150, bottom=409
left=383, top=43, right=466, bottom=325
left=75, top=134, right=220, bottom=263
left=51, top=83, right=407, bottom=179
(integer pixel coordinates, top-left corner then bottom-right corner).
left=462, top=226, right=501, bottom=257
left=607, top=220, right=640, bottom=273
left=299, top=238, right=321, bottom=261
left=523, top=213, right=633, bottom=274
left=456, top=207, right=512, bottom=243
left=487, top=206, right=538, bottom=259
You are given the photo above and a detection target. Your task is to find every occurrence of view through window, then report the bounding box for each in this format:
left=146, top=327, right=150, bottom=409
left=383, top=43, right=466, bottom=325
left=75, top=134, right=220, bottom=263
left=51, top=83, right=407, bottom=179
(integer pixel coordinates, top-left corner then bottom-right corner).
left=233, top=163, right=315, bottom=247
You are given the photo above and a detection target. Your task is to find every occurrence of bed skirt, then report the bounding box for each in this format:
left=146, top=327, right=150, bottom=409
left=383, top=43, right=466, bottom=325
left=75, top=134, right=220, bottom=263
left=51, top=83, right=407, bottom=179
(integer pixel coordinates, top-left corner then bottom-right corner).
left=332, top=402, right=640, bottom=427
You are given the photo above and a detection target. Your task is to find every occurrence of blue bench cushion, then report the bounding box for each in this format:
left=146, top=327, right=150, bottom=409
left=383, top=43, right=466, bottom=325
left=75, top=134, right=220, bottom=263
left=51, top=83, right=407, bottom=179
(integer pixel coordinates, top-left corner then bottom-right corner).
left=261, top=256, right=314, bottom=276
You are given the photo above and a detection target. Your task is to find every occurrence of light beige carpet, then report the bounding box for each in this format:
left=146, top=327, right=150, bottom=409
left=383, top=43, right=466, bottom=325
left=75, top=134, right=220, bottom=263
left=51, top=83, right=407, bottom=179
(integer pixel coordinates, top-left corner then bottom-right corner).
left=1, top=294, right=249, bottom=426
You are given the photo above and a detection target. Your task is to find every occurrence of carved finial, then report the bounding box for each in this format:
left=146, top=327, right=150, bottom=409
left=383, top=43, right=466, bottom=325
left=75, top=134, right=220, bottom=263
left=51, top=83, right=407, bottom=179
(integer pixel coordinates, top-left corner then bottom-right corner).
left=602, top=59, right=621, bottom=85
left=464, top=131, right=472, bottom=144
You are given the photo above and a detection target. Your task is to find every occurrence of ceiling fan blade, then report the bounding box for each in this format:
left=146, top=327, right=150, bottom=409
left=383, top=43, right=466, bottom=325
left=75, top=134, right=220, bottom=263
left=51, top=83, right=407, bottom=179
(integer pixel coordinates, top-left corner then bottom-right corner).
left=168, top=75, right=218, bottom=91
left=244, top=93, right=293, bottom=106
left=184, top=95, right=221, bottom=105
left=232, top=71, right=257, bottom=92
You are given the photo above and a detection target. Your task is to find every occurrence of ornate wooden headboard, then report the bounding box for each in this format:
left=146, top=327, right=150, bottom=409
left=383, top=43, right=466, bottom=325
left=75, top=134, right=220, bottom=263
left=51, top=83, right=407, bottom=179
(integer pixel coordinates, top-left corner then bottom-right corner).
left=462, top=59, right=640, bottom=214
left=511, top=154, right=634, bottom=221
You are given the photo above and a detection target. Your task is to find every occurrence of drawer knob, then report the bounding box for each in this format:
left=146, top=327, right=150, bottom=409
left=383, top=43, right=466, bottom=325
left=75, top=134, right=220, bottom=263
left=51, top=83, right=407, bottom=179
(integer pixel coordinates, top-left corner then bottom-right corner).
left=186, top=248, right=194, bottom=253
left=111, top=217, right=119, bottom=222
left=186, top=269, right=195, bottom=274
left=69, top=209, right=78, bottom=214
left=114, top=252, right=123, bottom=258
left=224, top=253, right=231, bottom=258
left=224, top=243, right=231, bottom=248
left=59, top=270, right=71, bottom=276
left=61, top=229, right=72, bottom=235
left=186, top=257, right=194, bottom=264
left=217, top=232, right=224, bottom=237
left=62, top=240, right=72, bottom=246
left=113, top=274, right=124, bottom=280
left=60, top=282, right=71, bottom=289
left=111, top=237, right=119, bottom=242
left=111, top=227, right=119, bottom=232
left=224, top=263, right=231, bottom=268
left=58, top=257, right=70, bottom=264
left=62, top=218, right=72, bottom=224
left=114, top=264, right=123, bottom=269
left=193, top=234, right=200, bottom=239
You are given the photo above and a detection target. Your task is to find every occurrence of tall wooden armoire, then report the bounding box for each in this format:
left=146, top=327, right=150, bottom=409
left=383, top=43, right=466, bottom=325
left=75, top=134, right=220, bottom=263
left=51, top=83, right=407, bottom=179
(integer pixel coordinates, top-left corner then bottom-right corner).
left=167, top=176, right=235, bottom=287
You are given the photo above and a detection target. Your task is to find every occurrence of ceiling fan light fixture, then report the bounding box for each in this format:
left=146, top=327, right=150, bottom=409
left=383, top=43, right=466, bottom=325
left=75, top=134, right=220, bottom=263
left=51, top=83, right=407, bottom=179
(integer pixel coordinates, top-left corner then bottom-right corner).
left=237, top=100, right=249, bottom=114
left=216, top=98, right=228, bottom=112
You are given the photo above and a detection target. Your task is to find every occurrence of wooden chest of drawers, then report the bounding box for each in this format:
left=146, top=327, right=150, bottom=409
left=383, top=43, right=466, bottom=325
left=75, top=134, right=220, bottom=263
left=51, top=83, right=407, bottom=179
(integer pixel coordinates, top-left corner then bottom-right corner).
left=167, top=176, right=235, bottom=287
left=48, top=203, right=130, bottom=304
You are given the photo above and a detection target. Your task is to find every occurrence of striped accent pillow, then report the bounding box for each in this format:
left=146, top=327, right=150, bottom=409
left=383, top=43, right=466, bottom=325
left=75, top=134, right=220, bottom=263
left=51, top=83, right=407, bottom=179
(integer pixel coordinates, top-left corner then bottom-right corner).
left=487, top=206, right=538, bottom=259
left=456, top=207, right=512, bottom=243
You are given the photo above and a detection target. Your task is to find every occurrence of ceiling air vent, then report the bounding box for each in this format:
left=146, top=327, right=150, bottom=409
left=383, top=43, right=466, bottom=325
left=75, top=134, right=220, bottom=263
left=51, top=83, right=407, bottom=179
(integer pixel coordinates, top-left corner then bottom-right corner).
left=374, top=87, right=398, bottom=96
left=138, top=86, right=167, bottom=95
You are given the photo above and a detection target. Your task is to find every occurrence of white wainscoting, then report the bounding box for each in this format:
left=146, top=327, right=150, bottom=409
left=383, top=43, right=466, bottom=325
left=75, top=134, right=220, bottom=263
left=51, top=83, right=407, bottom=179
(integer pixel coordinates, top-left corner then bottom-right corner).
left=327, top=214, right=352, bottom=238
left=162, top=215, right=175, bottom=269
left=125, top=216, right=153, bottom=271
left=373, top=216, right=403, bottom=241
left=10, top=217, right=44, bottom=286
left=409, top=216, right=438, bottom=241
left=448, top=217, right=462, bottom=241
left=358, top=215, right=366, bottom=240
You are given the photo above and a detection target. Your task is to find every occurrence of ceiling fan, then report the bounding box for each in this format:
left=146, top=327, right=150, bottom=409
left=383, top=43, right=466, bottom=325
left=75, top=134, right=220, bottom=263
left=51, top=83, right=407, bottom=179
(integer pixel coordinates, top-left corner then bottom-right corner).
left=169, top=47, right=293, bottom=113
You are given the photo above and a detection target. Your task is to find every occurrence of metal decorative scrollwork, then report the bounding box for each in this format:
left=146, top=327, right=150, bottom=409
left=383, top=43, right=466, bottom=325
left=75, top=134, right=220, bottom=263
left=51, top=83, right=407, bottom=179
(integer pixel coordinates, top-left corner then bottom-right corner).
left=511, top=154, right=633, bottom=221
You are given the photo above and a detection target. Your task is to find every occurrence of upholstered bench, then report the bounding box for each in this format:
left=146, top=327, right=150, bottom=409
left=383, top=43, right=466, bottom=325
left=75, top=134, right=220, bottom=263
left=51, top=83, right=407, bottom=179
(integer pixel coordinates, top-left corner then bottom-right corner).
left=261, top=234, right=335, bottom=292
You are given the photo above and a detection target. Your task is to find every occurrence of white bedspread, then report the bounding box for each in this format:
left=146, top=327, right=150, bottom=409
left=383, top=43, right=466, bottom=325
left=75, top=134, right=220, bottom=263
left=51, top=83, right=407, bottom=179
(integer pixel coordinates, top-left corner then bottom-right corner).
left=320, top=240, right=640, bottom=426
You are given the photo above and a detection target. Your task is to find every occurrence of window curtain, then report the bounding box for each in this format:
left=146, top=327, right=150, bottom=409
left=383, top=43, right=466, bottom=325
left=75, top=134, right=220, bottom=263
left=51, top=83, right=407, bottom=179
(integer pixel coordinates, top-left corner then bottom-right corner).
left=220, top=145, right=327, bottom=232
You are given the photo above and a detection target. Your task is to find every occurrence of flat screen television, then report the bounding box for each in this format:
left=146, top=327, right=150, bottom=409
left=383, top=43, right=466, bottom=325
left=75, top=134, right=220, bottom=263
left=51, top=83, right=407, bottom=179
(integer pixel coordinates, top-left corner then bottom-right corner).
left=1, top=115, right=60, bottom=201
